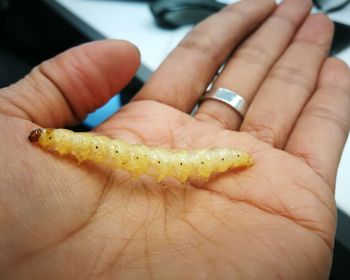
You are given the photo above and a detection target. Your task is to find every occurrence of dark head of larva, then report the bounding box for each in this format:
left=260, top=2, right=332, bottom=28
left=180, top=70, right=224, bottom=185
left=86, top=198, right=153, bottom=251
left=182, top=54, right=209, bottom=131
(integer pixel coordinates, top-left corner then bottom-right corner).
left=28, top=128, right=43, bottom=142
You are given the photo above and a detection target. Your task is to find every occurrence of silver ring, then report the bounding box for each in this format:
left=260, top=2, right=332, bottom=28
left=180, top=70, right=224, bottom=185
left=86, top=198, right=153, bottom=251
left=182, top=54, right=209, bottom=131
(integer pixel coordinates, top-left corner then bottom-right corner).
left=201, top=87, right=248, bottom=117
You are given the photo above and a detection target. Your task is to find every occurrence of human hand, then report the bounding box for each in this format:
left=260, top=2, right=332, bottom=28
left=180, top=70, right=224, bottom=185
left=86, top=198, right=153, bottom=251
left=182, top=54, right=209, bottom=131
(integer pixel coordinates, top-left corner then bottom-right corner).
left=1, top=0, right=350, bottom=279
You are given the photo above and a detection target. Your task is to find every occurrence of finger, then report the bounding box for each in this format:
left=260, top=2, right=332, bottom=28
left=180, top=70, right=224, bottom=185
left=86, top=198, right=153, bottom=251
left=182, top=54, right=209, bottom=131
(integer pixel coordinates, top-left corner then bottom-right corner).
left=195, top=0, right=312, bottom=130
left=286, top=58, right=350, bottom=189
left=0, top=40, right=140, bottom=128
left=240, top=14, right=334, bottom=148
left=133, top=0, right=276, bottom=112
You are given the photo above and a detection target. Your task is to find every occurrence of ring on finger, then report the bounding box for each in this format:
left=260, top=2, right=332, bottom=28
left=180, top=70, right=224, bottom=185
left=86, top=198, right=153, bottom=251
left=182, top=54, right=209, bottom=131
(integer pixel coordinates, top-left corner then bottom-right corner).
left=201, top=87, right=248, bottom=117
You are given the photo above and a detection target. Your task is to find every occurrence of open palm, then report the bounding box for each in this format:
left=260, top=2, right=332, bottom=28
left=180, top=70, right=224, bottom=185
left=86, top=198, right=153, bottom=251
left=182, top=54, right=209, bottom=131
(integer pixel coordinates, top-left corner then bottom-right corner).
left=1, top=0, right=349, bottom=279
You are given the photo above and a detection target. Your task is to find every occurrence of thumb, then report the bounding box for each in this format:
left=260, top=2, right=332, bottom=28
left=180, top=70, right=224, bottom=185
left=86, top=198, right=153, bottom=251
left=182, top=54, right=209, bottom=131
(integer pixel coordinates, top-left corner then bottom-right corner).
left=0, top=39, right=140, bottom=127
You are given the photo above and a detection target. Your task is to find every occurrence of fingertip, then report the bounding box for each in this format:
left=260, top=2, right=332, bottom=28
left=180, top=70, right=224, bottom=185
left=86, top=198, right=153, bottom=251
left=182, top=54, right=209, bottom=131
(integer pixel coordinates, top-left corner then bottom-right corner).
left=91, top=39, right=141, bottom=70
left=272, top=0, right=313, bottom=28
left=282, top=0, right=312, bottom=9
left=106, top=39, right=141, bottom=63
left=314, top=13, right=335, bottom=35
left=319, top=57, right=350, bottom=90
left=124, top=40, right=141, bottom=61
left=295, top=13, right=334, bottom=47
left=323, top=57, right=350, bottom=73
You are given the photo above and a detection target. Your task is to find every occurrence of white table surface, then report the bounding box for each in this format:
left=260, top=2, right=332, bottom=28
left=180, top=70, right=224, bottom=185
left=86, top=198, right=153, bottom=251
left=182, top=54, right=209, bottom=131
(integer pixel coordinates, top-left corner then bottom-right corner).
left=44, top=0, right=350, bottom=244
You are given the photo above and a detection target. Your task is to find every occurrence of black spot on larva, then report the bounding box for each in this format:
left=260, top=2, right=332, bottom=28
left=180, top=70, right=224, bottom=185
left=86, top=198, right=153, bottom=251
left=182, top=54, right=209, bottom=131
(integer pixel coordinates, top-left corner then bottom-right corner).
left=49, top=137, right=52, bottom=140
left=158, top=161, right=161, bottom=164
left=115, top=150, right=119, bottom=153
left=180, top=162, right=183, bottom=165
left=222, top=158, right=224, bottom=161
left=201, top=162, right=204, bottom=165
left=95, top=146, right=98, bottom=149
left=237, top=154, right=240, bottom=157
left=136, top=156, right=139, bottom=159
left=122, top=162, right=126, bottom=165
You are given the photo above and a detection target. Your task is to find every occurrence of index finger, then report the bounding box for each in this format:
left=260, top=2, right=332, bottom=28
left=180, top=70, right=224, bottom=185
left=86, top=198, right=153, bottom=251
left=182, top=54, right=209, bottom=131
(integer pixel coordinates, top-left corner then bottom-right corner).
left=133, top=0, right=276, bottom=112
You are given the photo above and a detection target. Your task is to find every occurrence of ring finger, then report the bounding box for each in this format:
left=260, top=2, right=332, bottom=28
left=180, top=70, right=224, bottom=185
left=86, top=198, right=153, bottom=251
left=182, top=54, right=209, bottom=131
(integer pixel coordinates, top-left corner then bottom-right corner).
left=132, top=0, right=276, bottom=112
left=195, top=0, right=312, bottom=130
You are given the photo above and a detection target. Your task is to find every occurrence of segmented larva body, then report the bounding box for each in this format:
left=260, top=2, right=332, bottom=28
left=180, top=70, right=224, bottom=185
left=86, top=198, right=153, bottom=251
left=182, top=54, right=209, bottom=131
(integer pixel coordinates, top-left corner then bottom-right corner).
left=29, top=128, right=253, bottom=183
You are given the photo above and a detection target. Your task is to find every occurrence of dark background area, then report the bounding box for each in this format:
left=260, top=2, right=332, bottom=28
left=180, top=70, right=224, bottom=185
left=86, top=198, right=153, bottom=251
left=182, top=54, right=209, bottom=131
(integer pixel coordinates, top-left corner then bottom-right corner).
left=0, top=0, right=88, bottom=87
left=0, top=0, right=142, bottom=108
left=0, top=0, right=349, bottom=279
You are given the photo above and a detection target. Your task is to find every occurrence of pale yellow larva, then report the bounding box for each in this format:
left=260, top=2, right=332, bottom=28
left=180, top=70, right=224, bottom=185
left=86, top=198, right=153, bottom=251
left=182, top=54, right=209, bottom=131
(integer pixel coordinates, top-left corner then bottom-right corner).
left=28, top=128, right=253, bottom=183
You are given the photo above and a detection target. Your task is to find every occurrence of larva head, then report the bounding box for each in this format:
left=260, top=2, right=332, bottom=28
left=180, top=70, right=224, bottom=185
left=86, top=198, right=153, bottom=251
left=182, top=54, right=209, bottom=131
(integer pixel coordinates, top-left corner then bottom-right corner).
left=29, top=128, right=55, bottom=148
left=28, top=128, right=43, bottom=142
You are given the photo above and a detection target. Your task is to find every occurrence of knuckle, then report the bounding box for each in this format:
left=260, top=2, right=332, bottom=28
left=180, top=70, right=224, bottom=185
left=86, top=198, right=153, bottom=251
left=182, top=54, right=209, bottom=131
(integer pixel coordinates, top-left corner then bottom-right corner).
left=243, top=122, right=283, bottom=147
left=234, top=43, right=273, bottom=67
left=270, top=14, right=298, bottom=31
left=268, top=64, right=314, bottom=92
left=177, top=2, right=247, bottom=66
left=303, top=104, right=349, bottom=135
left=221, top=3, right=246, bottom=20
left=178, top=29, right=222, bottom=64
left=196, top=110, right=232, bottom=130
